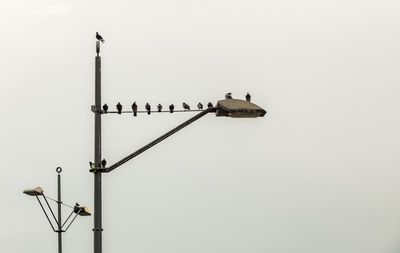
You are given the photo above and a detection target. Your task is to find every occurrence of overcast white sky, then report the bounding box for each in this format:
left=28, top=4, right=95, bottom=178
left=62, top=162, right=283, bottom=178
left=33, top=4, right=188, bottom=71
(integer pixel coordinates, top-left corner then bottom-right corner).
left=1, top=0, right=400, bottom=252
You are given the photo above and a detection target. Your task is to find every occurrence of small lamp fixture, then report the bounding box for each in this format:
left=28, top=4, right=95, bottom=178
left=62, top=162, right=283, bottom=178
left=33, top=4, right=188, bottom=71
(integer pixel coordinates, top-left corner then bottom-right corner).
left=23, top=187, right=44, bottom=196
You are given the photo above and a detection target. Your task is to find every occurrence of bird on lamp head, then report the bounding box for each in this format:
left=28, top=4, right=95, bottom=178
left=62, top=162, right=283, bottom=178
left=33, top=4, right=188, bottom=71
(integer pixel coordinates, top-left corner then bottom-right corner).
left=197, top=103, right=203, bottom=110
left=169, top=104, right=174, bottom=113
left=96, top=32, right=105, bottom=43
left=157, top=104, right=162, bottom=112
left=246, top=92, right=251, bottom=102
left=225, top=93, right=233, bottom=99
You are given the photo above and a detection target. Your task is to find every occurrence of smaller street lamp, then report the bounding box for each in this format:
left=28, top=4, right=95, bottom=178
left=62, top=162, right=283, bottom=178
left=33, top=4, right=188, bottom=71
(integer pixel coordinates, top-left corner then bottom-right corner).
left=23, top=167, right=91, bottom=253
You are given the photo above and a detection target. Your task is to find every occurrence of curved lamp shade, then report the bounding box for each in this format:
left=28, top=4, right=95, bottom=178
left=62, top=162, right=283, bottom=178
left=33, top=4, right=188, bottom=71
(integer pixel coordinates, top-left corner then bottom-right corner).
left=215, top=99, right=266, bottom=118
left=74, top=206, right=92, bottom=216
left=23, top=187, right=44, bottom=196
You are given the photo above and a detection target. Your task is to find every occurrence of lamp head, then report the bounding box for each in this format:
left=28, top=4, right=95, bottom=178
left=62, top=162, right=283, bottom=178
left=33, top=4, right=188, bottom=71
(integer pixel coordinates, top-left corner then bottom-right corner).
left=215, top=99, right=266, bottom=118
left=74, top=205, right=91, bottom=216
left=23, top=187, right=44, bottom=196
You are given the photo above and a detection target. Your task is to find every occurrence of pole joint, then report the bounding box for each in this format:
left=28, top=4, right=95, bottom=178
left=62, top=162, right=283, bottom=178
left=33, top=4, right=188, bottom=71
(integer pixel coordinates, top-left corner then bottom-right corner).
left=91, top=105, right=104, bottom=114
left=89, top=167, right=110, bottom=173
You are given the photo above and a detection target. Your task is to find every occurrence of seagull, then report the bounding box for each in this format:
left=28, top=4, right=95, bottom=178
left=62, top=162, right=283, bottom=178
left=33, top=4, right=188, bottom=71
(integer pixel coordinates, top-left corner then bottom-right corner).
left=102, top=104, right=108, bottom=113
left=225, top=92, right=232, bottom=99
left=197, top=103, right=203, bottom=110
left=182, top=102, right=190, bottom=110
left=131, top=102, right=137, bottom=116
left=116, top=102, right=122, bottom=114
left=157, top=104, right=162, bottom=112
left=145, top=103, right=151, bottom=115
left=245, top=92, right=251, bottom=102
left=101, top=159, right=107, bottom=167
left=96, top=32, right=105, bottom=43
left=169, top=104, right=174, bottom=113
left=207, top=102, right=214, bottom=108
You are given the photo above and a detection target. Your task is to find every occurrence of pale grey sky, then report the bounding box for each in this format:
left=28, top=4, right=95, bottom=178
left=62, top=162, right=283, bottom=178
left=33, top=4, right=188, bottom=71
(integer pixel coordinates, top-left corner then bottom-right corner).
left=1, top=0, right=400, bottom=252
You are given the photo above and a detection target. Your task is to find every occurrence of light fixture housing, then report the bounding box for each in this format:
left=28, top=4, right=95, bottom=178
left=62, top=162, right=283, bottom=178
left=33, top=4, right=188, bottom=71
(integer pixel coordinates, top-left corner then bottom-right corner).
left=74, top=206, right=91, bottom=216
left=215, top=99, right=266, bottom=118
left=23, top=187, right=44, bottom=196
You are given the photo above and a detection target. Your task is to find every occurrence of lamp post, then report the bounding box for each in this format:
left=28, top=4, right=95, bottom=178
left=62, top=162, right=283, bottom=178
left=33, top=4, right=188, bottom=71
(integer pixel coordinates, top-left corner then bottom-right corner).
left=91, top=41, right=266, bottom=253
left=23, top=167, right=91, bottom=253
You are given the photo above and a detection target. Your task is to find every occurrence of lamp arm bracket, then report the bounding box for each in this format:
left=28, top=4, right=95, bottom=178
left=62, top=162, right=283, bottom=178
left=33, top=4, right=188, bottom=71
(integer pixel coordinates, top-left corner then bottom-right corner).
left=103, top=107, right=215, bottom=172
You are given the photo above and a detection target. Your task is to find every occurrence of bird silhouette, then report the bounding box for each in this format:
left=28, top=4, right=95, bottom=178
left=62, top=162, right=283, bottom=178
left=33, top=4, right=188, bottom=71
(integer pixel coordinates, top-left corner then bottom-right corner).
left=207, top=102, right=214, bottom=108
left=245, top=92, right=251, bottom=102
left=225, top=92, right=232, bottom=99
left=131, top=102, right=137, bottom=116
left=116, top=102, right=122, bottom=114
left=157, top=104, right=162, bottom=112
left=102, top=104, right=108, bottom=113
left=101, top=159, right=107, bottom=167
left=197, top=103, right=203, bottom=110
left=75, top=202, right=80, bottom=207
left=96, top=32, right=105, bottom=43
left=169, top=104, right=174, bottom=113
left=145, top=103, right=151, bottom=115
left=183, top=102, right=190, bottom=110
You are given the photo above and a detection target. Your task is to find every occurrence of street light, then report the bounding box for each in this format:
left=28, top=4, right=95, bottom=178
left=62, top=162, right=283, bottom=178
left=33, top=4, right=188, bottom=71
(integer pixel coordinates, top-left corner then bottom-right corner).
left=215, top=98, right=266, bottom=118
left=23, top=167, right=91, bottom=253
left=91, top=41, right=266, bottom=253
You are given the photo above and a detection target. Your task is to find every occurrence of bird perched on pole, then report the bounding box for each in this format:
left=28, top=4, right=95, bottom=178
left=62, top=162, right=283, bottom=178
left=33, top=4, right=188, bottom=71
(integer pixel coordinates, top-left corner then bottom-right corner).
left=101, top=159, right=107, bottom=167
left=183, top=102, right=190, bottom=110
left=225, top=92, right=233, bottom=99
left=246, top=92, right=251, bottom=102
left=116, top=102, right=122, bottom=114
left=145, top=103, right=151, bottom=115
left=131, top=102, right=137, bottom=116
left=102, top=104, right=108, bottom=113
left=207, top=102, right=213, bottom=108
left=96, top=32, right=105, bottom=43
left=157, top=104, right=162, bottom=112
left=197, top=103, right=203, bottom=110
left=169, top=104, right=174, bottom=113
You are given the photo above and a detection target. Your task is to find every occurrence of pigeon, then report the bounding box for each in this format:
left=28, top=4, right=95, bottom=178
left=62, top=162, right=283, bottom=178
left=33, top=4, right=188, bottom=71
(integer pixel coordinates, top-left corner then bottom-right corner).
left=197, top=103, right=203, bottom=110
left=225, top=92, right=232, bottom=99
left=102, top=103, right=108, bottom=113
left=245, top=92, right=251, bottom=102
left=116, top=102, right=122, bottom=114
left=101, top=159, right=107, bottom=167
left=145, top=103, right=151, bottom=115
left=169, top=104, right=174, bottom=113
left=157, top=104, right=162, bottom=112
left=183, top=102, right=190, bottom=110
left=131, top=102, right=137, bottom=116
left=96, top=32, right=105, bottom=43
left=207, top=102, right=214, bottom=108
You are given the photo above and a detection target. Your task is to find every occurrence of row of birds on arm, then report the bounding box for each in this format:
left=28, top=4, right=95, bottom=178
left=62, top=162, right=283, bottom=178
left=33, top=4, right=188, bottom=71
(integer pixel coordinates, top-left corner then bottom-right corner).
left=101, top=92, right=251, bottom=115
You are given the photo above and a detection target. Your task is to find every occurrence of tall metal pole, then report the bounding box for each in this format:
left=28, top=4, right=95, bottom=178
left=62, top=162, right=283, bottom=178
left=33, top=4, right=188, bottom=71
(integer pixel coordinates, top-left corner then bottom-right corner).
left=57, top=167, right=62, bottom=253
left=94, top=41, right=102, bottom=253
